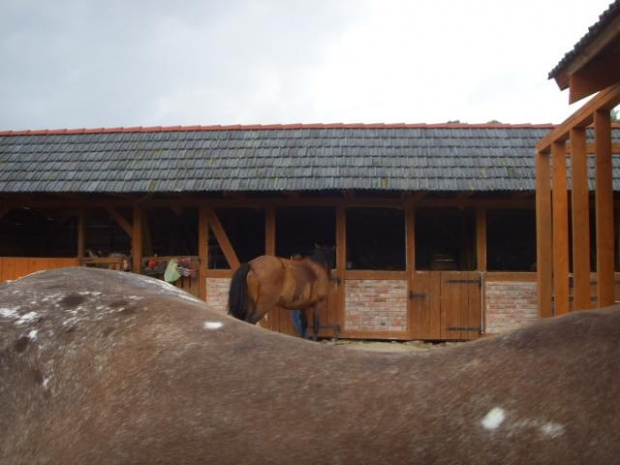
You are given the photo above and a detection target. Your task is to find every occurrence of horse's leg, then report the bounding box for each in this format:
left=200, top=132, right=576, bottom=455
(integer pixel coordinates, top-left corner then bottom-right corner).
left=308, top=306, right=320, bottom=342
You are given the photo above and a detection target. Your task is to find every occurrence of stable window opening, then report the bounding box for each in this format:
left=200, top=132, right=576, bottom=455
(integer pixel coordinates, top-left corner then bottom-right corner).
left=346, top=208, right=405, bottom=270
left=210, top=208, right=265, bottom=269
left=487, top=209, right=536, bottom=271
left=275, top=207, right=335, bottom=259
left=415, top=208, right=476, bottom=271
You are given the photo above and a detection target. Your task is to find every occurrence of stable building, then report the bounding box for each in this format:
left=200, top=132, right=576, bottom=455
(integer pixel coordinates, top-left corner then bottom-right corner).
left=2, top=123, right=619, bottom=340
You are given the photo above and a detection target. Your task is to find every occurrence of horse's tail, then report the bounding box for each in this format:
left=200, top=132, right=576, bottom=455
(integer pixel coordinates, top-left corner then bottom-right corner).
left=228, top=263, right=251, bottom=321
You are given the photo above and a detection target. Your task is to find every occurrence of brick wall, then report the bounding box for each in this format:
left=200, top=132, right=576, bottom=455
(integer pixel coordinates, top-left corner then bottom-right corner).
left=206, top=278, right=231, bottom=315
left=485, top=280, right=538, bottom=334
left=344, top=279, right=408, bottom=332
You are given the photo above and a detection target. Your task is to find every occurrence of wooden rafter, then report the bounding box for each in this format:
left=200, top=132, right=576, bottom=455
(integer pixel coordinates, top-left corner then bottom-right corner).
left=105, top=206, right=133, bottom=238
left=536, top=83, right=620, bottom=153
left=205, top=207, right=240, bottom=270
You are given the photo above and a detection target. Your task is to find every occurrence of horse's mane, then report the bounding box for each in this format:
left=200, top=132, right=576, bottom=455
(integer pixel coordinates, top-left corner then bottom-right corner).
left=310, top=246, right=332, bottom=270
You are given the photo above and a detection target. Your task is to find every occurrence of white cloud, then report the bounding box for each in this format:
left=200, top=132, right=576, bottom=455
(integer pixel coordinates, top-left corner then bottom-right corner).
left=0, top=0, right=614, bottom=129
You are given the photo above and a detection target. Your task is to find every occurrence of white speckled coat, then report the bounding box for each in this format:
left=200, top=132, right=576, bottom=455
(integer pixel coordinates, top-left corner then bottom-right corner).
left=1, top=268, right=619, bottom=464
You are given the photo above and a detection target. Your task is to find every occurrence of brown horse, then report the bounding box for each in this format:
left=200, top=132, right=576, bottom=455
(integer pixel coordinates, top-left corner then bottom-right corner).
left=2, top=267, right=620, bottom=464
left=227, top=246, right=335, bottom=336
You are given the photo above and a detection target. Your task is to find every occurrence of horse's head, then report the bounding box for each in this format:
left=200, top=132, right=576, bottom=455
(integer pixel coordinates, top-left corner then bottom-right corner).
left=311, top=245, right=335, bottom=271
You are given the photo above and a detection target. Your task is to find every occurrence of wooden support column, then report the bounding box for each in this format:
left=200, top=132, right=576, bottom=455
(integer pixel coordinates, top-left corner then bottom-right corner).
left=406, top=207, right=416, bottom=338
left=265, top=207, right=276, bottom=256
left=594, top=110, right=615, bottom=307
left=536, top=151, right=553, bottom=318
left=552, top=141, right=570, bottom=315
left=77, top=207, right=86, bottom=260
left=132, top=205, right=143, bottom=274
left=335, top=206, right=347, bottom=327
left=570, top=128, right=591, bottom=311
left=476, top=208, right=486, bottom=272
left=198, top=206, right=208, bottom=301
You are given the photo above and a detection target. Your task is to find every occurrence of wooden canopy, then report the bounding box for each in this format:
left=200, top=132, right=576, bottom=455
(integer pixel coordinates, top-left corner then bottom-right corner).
left=549, top=1, right=620, bottom=103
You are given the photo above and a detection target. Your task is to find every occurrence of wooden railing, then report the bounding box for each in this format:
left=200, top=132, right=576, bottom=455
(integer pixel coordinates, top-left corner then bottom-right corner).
left=535, top=83, right=620, bottom=317
left=0, top=257, right=79, bottom=283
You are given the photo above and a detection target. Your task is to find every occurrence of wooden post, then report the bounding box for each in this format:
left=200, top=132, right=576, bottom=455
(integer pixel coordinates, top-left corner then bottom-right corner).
left=132, top=205, right=143, bottom=274
left=594, top=109, right=615, bottom=307
left=77, top=207, right=85, bottom=261
left=536, top=151, right=553, bottom=318
left=265, top=207, right=276, bottom=256
left=552, top=141, right=570, bottom=315
left=570, top=128, right=591, bottom=311
left=198, top=206, right=208, bottom=301
left=406, top=207, right=416, bottom=338
left=476, top=208, right=486, bottom=272
left=336, top=205, right=347, bottom=328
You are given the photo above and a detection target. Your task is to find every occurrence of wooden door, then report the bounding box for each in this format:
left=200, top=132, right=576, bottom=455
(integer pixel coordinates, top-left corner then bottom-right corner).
left=410, top=271, right=481, bottom=341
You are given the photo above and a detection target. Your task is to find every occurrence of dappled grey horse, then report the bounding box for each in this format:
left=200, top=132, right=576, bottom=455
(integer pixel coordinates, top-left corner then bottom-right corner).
left=1, top=267, right=619, bottom=464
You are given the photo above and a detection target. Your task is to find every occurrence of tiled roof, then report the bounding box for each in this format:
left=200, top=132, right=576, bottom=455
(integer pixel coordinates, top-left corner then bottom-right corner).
left=549, top=0, right=620, bottom=79
left=0, top=123, right=617, bottom=193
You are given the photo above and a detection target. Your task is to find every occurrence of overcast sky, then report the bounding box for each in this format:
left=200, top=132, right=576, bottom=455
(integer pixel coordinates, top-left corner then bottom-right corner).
left=0, top=0, right=614, bottom=131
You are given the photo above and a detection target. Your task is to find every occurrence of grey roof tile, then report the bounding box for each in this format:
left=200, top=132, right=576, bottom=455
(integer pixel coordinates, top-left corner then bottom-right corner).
left=1, top=125, right=619, bottom=193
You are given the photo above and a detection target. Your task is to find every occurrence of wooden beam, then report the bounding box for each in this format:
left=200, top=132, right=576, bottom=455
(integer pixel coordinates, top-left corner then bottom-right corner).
left=594, top=110, right=615, bottom=307
left=198, top=206, right=208, bottom=301
left=536, top=83, right=620, bottom=153
left=565, top=143, right=620, bottom=154
left=77, top=207, right=85, bottom=260
left=569, top=50, right=620, bottom=103
left=132, top=206, right=143, bottom=274
left=265, top=207, right=276, bottom=256
left=476, top=208, right=486, bottom=272
left=105, top=206, right=133, bottom=238
left=570, top=128, right=591, bottom=311
left=205, top=208, right=240, bottom=270
left=536, top=151, right=553, bottom=318
left=552, top=142, right=570, bottom=315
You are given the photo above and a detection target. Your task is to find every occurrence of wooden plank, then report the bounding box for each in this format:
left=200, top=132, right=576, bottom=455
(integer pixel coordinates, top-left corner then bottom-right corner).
left=476, top=209, right=486, bottom=272
left=552, top=142, right=570, bottom=315
left=205, top=207, right=240, bottom=270
left=105, top=206, right=133, bottom=238
left=343, top=270, right=407, bottom=280
left=132, top=205, right=143, bottom=274
left=570, top=128, right=591, bottom=311
left=465, top=271, right=482, bottom=340
left=536, top=82, right=620, bottom=153
left=410, top=271, right=440, bottom=339
left=198, top=206, right=208, bottom=301
left=536, top=152, right=553, bottom=318
left=594, top=110, right=615, bottom=307
left=440, top=271, right=463, bottom=340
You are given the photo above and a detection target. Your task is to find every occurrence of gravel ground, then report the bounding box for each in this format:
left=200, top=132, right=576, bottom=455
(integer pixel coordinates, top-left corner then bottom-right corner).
left=321, top=339, right=462, bottom=353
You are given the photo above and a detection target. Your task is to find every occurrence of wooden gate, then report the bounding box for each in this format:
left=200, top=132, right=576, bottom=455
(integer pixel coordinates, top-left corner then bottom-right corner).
left=410, top=271, right=482, bottom=341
